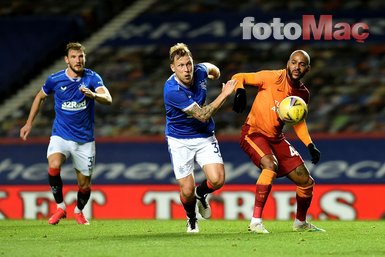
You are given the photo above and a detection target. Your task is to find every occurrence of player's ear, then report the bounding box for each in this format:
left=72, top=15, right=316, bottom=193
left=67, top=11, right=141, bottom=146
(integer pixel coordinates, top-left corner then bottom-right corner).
left=170, top=63, right=175, bottom=72
left=306, top=64, right=311, bottom=73
left=64, top=56, right=69, bottom=64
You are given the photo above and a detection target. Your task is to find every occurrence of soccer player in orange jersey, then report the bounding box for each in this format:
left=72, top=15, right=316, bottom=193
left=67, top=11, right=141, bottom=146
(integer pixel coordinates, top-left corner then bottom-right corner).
left=231, top=50, right=325, bottom=233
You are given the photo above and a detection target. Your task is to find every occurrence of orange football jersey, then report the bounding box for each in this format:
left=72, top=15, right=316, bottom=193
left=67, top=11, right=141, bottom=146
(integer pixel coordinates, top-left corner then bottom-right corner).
left=232, top=69, right=311, bottom=141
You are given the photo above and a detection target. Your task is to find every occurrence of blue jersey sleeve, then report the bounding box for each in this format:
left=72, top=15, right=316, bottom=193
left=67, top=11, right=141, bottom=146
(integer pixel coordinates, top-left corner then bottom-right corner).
left=195, top=63, right=209, bottom=80
left=91, top=72, right=105, bottom=91
left=42, top=76, right=56, bottom=95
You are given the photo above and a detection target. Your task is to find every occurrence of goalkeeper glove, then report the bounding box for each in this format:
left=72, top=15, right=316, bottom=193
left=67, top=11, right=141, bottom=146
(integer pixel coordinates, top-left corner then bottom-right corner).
left=232, top=88, right=246, bottom=113
left=307, top=143, right=321, bottom=164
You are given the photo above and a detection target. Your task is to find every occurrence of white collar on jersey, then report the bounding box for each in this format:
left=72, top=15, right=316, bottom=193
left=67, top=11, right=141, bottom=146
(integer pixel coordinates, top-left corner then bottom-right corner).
left=65, top=68, right=82, bottom=82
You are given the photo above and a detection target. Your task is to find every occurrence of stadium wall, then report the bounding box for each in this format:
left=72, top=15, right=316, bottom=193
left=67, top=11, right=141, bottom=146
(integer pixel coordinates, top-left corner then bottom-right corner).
left=1, top=135, right=384, bottom=220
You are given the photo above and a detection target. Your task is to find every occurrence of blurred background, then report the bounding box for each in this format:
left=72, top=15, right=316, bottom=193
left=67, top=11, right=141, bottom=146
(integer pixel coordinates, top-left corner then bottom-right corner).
left=0, top=0, right=385, bottom=221
left=0, top=0, right=384, bottom=137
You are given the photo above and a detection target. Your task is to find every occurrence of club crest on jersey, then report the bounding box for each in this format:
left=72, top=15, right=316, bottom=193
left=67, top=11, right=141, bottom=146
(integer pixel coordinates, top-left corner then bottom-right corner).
left=79, top=82, right=86, bottom=88
left=62, top=99, right=87, bottom=111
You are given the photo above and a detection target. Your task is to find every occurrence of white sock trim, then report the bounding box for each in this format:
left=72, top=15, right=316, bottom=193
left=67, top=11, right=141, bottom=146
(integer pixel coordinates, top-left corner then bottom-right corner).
left=251, top=217, right=263, bottom=224
left=74, top=206, right=81, bottom=214
left=294, top=219, right=306, bottom=225
left=57, top=202, right=66, bottom=210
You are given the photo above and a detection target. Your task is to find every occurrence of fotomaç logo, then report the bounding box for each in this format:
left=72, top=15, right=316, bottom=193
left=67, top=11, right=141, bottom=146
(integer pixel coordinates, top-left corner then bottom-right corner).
left=240, top=15, right=369, bottom=43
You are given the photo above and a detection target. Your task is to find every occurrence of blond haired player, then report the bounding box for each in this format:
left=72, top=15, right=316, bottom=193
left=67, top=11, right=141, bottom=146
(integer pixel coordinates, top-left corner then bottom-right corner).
left=164, top=43, right=236, bottom=232
left=232, top=50, right=325, bottom=233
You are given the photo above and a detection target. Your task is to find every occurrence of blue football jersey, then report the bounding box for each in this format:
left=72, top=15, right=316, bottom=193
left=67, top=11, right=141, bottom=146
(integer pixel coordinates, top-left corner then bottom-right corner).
left=164, top=63, right=215, bottom=139
left=42, top=68, right=105, bottom=143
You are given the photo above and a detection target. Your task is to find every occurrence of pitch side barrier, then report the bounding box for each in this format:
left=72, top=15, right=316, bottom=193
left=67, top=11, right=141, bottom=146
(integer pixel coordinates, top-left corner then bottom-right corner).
left=1, top=134, right=385, bottom=220
left=1, top=134, right=384, bottom=185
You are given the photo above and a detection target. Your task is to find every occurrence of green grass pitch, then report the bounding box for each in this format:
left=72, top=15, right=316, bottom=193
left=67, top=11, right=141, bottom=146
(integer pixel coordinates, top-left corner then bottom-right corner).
left=1, top=219, right=384, bottom=257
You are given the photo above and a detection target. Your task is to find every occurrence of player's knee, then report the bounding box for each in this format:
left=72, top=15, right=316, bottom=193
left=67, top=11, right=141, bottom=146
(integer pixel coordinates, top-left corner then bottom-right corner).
left=207, top=170, right=225, bottom=190
left=180, top=186, right=195, bottom=201
left=208, top=178, right=224, bottom=190
left=181, top=191, right=195, bottom=202
left=265, top=163, right=278, bottom=172
left=48, top=161, right=62, bottom=170
left=260, top=155, right=278, bottom=172
left=77, top=178, right=91, bottom=190
left=48, top=154, right=65, bottom=169
left=306, top=176, right=315, bottom=187
left=78, top=185, right=91, bottom=192
left=295, top=166, right=314, bottom=187
left=78, top=183, right=91, bottom=191
left=296, top=176, right=314, bottom=188
left=296, top=179, right=314, bottom=198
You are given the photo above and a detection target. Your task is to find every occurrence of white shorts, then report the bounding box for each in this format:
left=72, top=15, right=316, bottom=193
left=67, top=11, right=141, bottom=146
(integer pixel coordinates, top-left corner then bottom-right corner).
left=167, top=135, right=224, bottom=180
left=47, top=136, right=96, bottom=176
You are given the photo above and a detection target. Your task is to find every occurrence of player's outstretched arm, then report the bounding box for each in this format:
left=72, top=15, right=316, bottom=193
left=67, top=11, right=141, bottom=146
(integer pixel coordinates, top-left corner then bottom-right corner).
left=231, top=72, right=262, bottom=113
left=185, top=79, right=237, bottom=122
left=20, top=90, right=47, bottom=141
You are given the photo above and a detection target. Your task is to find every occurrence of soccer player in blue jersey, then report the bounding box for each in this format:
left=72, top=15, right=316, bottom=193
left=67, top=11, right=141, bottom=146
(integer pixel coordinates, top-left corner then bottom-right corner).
left=164, top=43, right=236, bottom=232
left=20, top=42, right=112, bottom=225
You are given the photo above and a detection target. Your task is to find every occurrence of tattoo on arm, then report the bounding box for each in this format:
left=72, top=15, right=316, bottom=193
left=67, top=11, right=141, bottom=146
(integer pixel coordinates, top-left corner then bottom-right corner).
left=185, top=104, right=216, bottom=122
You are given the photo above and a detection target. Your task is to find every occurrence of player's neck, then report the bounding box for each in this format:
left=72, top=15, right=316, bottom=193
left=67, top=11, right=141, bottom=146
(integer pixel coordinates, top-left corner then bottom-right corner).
left=66, top=68, right=83, bottom=79
left=286, top=71, right=301, bottom=87
left=174, top=76, right=192, bottom=88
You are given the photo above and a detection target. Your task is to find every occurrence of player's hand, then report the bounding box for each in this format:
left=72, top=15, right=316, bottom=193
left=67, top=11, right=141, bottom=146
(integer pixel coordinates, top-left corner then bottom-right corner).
left=307, top=143, right=321, bottom=164
left=79, top=87, right=95, bottom=99
left=232, top=88, right=246, bottom=113
left=208, top=74, right=215, bottom=80
left=221, top=79, right=237, bottom=97
left=20, top=124, right=32, bottom=141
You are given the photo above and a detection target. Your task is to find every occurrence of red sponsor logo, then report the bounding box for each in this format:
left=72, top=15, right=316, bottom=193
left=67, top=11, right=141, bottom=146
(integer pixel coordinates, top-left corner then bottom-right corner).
left=1, top=185, right=384, bottom=220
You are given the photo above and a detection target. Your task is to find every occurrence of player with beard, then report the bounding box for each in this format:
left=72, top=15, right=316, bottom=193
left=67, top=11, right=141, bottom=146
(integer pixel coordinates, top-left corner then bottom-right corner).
left=20, top=42, right=112, bottom=225
left=231, top=50, right=325, bottom=233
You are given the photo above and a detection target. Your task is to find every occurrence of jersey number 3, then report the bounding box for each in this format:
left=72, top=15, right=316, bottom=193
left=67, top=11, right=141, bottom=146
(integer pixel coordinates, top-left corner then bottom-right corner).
left=212, top=142, right=222, bottom=157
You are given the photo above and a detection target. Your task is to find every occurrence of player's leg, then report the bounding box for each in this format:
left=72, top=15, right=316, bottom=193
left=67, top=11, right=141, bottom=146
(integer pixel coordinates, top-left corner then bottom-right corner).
left=196, top=163, right=225, bottom=219
left=48, top=153, right=66, bottom=206
left=249, top=155, right=277, bottom=233
left=166, top=136, right=198, bottom=232
left=74, top=171, right=91, bottom=225
left=195, top=136, right=225, bottom=219
left=178, top=174, right=199, bottom=233
left=46, top=136, right=69, bottom=225
left=272, top=138, right=324, bottom=232
left=71, top=141, right=95, bottom=225
left=240, top=132, right=276, bottom=233
left=199, top=163, right=225, bottom=194
left=287, top=165, right=314, bottom=222
left=287, top=165, right=325, bottom=232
